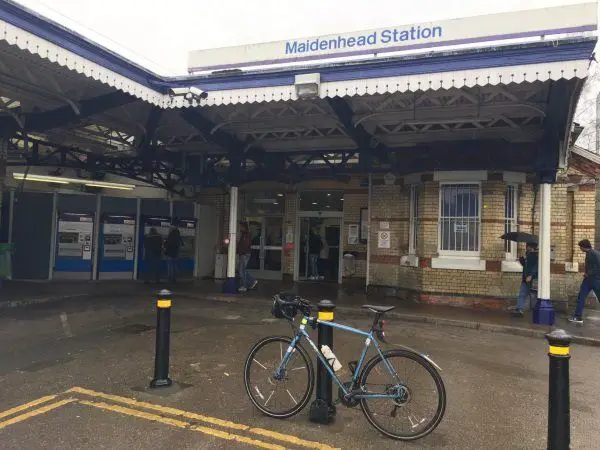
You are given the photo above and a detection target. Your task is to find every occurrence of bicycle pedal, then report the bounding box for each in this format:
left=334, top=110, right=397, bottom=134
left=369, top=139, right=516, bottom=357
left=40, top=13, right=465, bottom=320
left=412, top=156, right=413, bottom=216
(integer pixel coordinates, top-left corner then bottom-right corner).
left=348, top=360, right=358, bottom=375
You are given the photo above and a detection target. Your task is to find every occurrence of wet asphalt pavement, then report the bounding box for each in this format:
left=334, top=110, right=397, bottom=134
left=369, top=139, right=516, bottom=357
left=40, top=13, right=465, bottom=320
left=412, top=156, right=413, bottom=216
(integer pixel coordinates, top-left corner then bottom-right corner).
left=0, top=294, right=599, bottom=449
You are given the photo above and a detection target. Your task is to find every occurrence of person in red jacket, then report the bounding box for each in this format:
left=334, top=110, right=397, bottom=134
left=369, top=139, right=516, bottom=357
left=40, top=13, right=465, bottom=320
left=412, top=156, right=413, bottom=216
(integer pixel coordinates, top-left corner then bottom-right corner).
left=237, top=222, right=258, bottom=292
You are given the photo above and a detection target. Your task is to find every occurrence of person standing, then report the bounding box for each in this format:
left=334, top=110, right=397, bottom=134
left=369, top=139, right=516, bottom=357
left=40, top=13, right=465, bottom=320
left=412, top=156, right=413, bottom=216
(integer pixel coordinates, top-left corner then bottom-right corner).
left=164, top=226, right=183, bottom=284
left=237, top=222, right=258, bottom=292
left=308, top=228, right=323, bottom=281
left=510, top=242, right=538, bottom=316
left=144, top=228, right=163, bottom=284
left=569, top=239, right=600, bottom=325
left=318, top=228, right=329, bottom=281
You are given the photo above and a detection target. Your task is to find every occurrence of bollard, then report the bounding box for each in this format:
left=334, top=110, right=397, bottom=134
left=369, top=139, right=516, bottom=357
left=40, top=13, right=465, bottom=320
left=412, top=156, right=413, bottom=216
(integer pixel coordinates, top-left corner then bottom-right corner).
left=309, top=299, right=336, bottom=424
left=546, top=329, right=571, bottom=450
left=150, top=289, right=173, bottom=388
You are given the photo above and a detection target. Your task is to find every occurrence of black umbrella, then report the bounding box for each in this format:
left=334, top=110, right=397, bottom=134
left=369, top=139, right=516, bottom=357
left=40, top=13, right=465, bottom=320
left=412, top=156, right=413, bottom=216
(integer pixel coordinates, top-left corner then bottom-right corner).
left=500, top=232, right=538, bottom=244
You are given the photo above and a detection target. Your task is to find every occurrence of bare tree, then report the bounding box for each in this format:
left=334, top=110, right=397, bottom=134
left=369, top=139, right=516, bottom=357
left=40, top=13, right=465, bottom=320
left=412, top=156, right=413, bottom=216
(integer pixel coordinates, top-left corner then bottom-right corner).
left=574, top=59, right=600, bottom=151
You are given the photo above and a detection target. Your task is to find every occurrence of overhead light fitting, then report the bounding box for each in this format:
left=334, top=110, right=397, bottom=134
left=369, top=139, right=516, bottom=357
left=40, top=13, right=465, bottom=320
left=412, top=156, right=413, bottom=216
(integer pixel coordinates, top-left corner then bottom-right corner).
left=294, top=73, right=320, bottom=99
left=13, top=173, right=135, bottom=191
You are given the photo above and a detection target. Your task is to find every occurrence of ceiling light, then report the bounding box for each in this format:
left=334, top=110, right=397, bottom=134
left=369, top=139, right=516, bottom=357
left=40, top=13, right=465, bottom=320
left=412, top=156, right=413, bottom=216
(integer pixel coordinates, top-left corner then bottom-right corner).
left=85, top=182, right=134, bottom=191
left=327, top=193, right=331, bottom=197
left=13, top=172, right=135, bottom=190
left=277, top=193, right=284, bottom=197
left=312, top=202, right=318, bottom=205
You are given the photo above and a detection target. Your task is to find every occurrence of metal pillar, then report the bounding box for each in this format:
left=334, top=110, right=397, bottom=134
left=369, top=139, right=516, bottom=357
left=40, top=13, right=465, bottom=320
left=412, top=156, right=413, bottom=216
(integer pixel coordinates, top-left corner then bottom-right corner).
left=48, top=193, right=58, bottom=280
left=7, top=189, right=14, bottom=245
left=150, top=289, right=173, bottom=388
left=91, top=194, right=102, bottom=281
left=223, top=186, right=238, bottom=293
left=365, top=173, right=372, bottom=292
left=193, top=202, right=200, bottom=279
left=133, top=197, right=141, bottom=281
left=533, top=182, right=555, bottom=325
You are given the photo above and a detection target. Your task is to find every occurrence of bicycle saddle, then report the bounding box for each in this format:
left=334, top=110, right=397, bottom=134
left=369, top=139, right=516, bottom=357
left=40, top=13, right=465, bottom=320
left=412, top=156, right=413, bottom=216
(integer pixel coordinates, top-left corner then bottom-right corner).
left=361, top=305, right=396, bottom=313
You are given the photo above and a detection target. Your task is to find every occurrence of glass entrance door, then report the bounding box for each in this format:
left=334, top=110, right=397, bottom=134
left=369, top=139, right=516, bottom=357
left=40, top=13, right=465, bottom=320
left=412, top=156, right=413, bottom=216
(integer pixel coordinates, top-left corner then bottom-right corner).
left=298, top=217, right=341, bottom=282
left=247, top=216, right=283, bottom=280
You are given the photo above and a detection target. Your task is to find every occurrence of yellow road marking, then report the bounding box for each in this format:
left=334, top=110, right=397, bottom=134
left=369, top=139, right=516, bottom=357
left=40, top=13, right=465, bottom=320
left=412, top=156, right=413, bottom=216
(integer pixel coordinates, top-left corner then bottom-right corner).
left=68, top=386, right=339, bottom=450
left=79, top=400, right=188, bottom=428
left=80, top=400, right=285, bottom=450
left=68, top=387, right=246, bottom=430
left=0, top=395, right=57, bottom=420
left=0, top=398, right=75, bottom=430
left=250, top=428, right=341, bottom=450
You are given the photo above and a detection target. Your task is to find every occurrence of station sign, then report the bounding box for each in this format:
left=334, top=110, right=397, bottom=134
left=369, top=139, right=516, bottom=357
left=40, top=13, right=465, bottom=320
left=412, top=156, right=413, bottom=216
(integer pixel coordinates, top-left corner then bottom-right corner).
left=188, top=3, right=597, bottom=72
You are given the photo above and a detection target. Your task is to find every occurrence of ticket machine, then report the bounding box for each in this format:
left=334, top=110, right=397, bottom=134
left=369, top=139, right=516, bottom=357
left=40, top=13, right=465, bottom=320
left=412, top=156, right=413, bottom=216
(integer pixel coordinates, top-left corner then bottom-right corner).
left=54, top=212, right=94, bottom=279
left=98, top=215, right=136, bottom=279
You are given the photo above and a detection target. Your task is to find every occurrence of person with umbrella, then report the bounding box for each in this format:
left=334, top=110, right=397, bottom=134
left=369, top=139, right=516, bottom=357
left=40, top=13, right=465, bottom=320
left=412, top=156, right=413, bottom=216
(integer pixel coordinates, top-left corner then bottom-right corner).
left=502, top=232, right=538, bottom=316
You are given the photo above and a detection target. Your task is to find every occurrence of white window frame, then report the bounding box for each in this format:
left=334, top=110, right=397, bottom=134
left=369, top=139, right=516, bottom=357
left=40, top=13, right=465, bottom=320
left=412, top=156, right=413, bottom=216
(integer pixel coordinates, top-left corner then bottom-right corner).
left=437, top=182, right=482, bottom=258
left=408, top=185, right=419, bottom=255
left=504, top=184, right=518, bottom=261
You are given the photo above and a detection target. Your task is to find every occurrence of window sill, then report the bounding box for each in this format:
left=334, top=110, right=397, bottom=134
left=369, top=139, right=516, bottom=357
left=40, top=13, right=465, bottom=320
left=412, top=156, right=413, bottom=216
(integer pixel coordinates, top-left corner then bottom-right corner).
left=501, top=260, right=522, bottom=273
left=431, top=257, right=485, bottom=271
left=400, top=254, right=419, bottom=267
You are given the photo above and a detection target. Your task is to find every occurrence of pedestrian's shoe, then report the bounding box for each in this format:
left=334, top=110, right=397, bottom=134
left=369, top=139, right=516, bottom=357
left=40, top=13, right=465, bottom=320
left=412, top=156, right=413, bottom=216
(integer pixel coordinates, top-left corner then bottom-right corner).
left=249, top=280, right=258, bottom=290
left=318, top=276, right=325, bottom=281
left=510, top=309, right=524, bottom=317
left=238, top=287, right=247, bottom=293
left=568, top=316, right=584, bottom=325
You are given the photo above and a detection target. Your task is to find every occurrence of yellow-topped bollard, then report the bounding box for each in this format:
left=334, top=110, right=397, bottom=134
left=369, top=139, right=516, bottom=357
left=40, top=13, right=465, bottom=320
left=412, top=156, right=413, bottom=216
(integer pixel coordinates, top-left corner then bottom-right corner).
left=309, top=299, right=336, bottom=425
left=546, top=329, right=571, bottom=450
left=150, top=289, right=173, bottom=388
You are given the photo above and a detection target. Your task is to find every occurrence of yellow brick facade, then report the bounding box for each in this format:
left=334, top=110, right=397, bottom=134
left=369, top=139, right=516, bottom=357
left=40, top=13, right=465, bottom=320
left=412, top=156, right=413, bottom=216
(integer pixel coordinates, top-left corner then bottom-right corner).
left=198, top=169, right=596, bottom=309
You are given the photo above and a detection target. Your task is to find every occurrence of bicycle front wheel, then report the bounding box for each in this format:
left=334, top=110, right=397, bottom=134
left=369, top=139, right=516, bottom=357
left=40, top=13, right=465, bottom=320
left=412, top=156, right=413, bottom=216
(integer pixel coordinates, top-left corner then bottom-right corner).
left=358, top=349, right=446, bottom=441
left=244, top=336, right=314, bottom=419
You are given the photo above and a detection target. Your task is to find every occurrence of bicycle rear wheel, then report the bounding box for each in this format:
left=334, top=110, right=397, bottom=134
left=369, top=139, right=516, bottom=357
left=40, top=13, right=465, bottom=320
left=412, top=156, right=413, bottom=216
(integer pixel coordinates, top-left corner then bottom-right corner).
left=358, top=349, right=446, bottom=441
left=244, top=336, right=314, bottom=418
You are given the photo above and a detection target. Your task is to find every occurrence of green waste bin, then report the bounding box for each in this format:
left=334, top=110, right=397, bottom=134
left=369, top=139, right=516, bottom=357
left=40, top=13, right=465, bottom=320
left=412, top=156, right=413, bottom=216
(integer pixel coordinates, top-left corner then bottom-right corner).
left=0, top=243, right=12, bottom=280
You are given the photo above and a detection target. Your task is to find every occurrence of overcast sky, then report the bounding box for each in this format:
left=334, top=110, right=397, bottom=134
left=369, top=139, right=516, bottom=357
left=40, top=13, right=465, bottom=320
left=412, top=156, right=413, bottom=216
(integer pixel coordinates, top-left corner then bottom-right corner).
left=13, top=0, right=594, bottom=76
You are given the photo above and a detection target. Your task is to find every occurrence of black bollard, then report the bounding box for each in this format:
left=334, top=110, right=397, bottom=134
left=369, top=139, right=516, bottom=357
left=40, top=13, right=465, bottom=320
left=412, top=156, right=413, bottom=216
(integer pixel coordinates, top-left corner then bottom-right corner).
left=309, top=299, right=336, bottom=424
left=546, top=329, right=571, bottom=450
left=150, top=289, right=173, bottom=388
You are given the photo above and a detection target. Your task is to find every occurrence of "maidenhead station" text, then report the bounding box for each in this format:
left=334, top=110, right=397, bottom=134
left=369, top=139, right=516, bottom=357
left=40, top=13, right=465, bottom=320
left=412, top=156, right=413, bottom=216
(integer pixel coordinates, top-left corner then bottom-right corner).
left=284, top=26, right=443, bottom=55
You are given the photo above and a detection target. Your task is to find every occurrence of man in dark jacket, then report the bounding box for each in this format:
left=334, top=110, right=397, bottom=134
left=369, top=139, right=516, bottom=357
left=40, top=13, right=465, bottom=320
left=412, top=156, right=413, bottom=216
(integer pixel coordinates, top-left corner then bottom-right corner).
left=308, top=228, right=323, bottom=280
left=164, top=226, right=183, bottom=284
left=237, top=222, right=257, bottom=292
left=570, top=239, right=600, bottom=324
left=144, top=228, right=163, bottom=284
left=511, top=243, right=538, bottom=316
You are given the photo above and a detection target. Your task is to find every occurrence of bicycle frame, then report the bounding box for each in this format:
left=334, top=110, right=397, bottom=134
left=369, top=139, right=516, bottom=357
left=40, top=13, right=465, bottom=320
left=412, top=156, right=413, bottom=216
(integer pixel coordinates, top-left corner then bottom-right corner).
left=276, top=314, right=402, bottom=399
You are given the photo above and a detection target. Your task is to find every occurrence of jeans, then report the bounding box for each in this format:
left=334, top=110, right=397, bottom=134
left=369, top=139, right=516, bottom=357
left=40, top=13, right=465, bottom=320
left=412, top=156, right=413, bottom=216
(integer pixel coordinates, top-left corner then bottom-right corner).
left=309, top=254, right=319, bottom=277
left=574, top=278, right=600, bottom=319
left=167, top=256, right=177, bottom=283
left=516, top=282, right=532, bottom=312
left=238, top=253, right=256, bottom=288
left=145, top=256, right=161, bottom=283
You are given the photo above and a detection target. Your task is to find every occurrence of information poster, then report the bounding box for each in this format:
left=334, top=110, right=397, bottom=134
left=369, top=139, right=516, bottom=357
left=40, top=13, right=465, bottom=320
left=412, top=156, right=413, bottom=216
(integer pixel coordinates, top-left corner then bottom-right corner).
left=348, top=224, right=359, bottom=245
left=377, top=231, right=391, bottom=249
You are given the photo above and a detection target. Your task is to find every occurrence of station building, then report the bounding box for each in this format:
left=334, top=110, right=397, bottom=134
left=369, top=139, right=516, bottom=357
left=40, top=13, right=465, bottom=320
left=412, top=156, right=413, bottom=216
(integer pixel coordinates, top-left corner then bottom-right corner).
left=0, top=0, right=599, bottom=314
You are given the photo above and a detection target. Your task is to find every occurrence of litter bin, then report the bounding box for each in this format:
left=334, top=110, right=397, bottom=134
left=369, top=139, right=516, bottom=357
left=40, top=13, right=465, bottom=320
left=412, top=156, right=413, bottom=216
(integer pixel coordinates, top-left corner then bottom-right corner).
left=0, top=243, right=12, bottom=282
left=343, top=253, right=356, bottom=278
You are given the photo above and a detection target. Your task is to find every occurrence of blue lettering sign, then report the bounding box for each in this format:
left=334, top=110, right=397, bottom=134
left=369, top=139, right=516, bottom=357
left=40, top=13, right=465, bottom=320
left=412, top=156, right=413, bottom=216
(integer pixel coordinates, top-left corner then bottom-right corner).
left=284, top=26, right=442, bottom=54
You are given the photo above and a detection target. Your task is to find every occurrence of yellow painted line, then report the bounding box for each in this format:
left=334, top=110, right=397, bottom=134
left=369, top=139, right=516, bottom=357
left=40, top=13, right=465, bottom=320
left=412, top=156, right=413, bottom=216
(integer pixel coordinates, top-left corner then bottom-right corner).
left=67, top=387, right=246, bottom=430
left=0, top=398, right=75, bottom=430
left=79, top=400, right=188, bottom=428
left=80, top=400, right=285, bottom=450
left=190, top=425, right=286, bottom=450
left=250, top=428, right=341, bottom=450
left=67, top=387, right=338, bottom=450
left=0, top=395, right=57, bottom=420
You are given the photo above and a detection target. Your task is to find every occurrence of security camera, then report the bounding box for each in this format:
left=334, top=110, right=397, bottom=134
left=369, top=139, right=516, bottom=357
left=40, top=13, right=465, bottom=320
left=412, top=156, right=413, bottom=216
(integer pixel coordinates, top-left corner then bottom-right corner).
left=168, top=87, right=189, bottom=96
left=189, top=87, right=208, bottom=99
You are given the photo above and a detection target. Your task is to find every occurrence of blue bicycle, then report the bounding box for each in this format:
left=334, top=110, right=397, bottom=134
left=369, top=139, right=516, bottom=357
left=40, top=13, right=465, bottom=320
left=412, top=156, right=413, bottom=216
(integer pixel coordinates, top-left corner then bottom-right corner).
left=244, top=293, right=446, bottom=441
